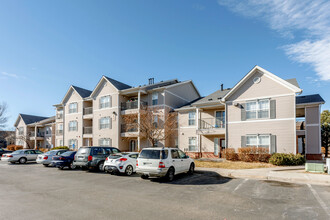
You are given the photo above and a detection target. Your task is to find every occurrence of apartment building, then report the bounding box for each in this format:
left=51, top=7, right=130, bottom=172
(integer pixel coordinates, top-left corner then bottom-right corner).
left=54, top=76, right=200, bottom=151
left=177, top=66, right=325, bottom=160
left=14, top=114, right=55, bottom=149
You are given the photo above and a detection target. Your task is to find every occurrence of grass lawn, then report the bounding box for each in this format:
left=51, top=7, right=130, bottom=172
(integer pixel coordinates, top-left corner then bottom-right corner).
left=195, top=160, right=275, bottom=169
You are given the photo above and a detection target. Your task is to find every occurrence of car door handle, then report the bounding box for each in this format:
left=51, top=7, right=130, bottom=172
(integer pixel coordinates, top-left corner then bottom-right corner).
left=172, top=160, right=175, bottom=162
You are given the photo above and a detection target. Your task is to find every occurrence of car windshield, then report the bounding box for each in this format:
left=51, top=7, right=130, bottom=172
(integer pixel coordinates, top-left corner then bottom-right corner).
left=12, top=150, right=24, bottom=154
left=77, top=148, right=90, bottom=155
left=45, top=151, right=57, bottom=155
left=60, top=151, right=74, bottom=156
left=139, top=150, right=168, bottom=159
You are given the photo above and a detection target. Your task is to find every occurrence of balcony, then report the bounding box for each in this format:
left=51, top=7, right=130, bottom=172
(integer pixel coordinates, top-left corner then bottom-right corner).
left=56, top=130, right=63, bottom=136
left=121, top=101, right=148, bottom=111
left=197, top=118, right=225, bottom=135
left=121, top=124, right=138, bottom=137
left=29, top=132, right=45, bottom=141
left=83, top=107, right=93, bottom=115
left=83, top=127, right=93, bottom=134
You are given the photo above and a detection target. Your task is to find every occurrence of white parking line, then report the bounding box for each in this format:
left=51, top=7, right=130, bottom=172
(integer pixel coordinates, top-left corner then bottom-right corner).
left=234, top=179, right=248, bottom=192
left=307, top=184, right=330, bottom=217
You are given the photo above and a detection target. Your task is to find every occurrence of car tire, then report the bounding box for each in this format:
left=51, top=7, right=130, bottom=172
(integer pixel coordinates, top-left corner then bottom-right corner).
left=166, top=167, right=175, bottom=182
left=125, top=165, right=133, bottom=176
left=43, top=164, right=49, bottom=167
left=188, top=163, right=195, bottom=175
left=98, top=161, right=104, bottom=172
left=141, top=174, right=148, bottom=179
left=19, top=157, right=27, bottom=164
left=69, top=163, right=76, bottom=170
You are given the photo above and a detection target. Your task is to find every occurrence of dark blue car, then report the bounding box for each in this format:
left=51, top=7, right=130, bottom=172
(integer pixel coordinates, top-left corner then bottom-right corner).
left=51, top=151, right=76, bottom=170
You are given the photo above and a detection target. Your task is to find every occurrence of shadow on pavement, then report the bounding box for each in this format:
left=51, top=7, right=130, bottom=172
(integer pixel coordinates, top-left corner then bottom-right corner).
left=150, top=170, right=232, bottom=185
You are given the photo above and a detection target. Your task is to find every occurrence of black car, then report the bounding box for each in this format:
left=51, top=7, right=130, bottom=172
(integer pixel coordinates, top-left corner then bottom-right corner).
left=73, top=146, right=121, bottom=171
left=0, top=148, right=13, bottom=157
left=51, top=151, right=76, bottom=170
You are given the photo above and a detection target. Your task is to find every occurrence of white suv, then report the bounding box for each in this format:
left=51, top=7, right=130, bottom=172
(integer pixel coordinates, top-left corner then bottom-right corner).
left=136, top=147, right=195, bottom=181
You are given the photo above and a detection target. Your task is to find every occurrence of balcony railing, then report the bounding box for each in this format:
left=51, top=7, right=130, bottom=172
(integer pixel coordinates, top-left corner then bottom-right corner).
left=83, top=107, right=93, bottom=115
left=56, top=114, right=63, bottom=119
left=121, top=124, right=138, bottom=133
left=121, top=101, right=148, bottom=111
left=57, top=130, right=63, bottom=135
left=30, top=132, right=45, bottom=137
left=199, top=118, right=225, bottom=129
left=83, top=127, right=93, bottom=134
left=296, top=118, right=305, bottom=130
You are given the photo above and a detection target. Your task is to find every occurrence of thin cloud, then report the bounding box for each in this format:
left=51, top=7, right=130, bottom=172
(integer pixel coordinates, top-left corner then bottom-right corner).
left=1, top=72, right=19, bottom=79
left=218, top=0, right=330, bottom=81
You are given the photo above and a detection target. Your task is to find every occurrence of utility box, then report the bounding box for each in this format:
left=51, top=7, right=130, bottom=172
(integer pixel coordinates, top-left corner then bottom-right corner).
left=305, top=162, right=325, bottom=173
left=327, top=158, right=330, bottom=174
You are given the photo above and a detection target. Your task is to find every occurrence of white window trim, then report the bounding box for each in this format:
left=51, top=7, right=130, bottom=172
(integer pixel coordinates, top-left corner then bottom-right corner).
left=99, top=95, right=111, bottom=109
left=68, top=121, right=78, bottom=131
left=246, top=99, right=270, bottom=120
left=99, top=138, right=111, bottom=147
left=246, top=134, right=270, bottom=150
left=188, top=137, right=198, bottom=152
left=69, top=102, right=78, bottom=114
left=152, top=92, right=158, bottom=105
left=188, top=111, right=196, bottom=126
left=99, top=117, right=111, bottom=129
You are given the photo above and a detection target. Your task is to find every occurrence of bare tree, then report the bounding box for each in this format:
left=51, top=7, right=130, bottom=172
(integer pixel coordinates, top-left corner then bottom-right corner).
left=122, top=107, right=177, bottom=147
left=0, top=102, right=8, bottom=130
left=16, top=132, right=34, bottom=149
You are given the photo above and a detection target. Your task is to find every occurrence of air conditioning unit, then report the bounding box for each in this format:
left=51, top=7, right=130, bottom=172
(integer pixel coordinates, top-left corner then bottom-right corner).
left=326, top=158, right=330, bottom=175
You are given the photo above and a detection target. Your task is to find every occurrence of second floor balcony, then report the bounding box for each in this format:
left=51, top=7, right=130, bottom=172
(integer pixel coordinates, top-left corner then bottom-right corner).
left=121, top=101, right=148, bottom=111
left=56, top=113, right=63, bottom=120
left=83, top=127, right=93, bottom=134
left=121, top=124, right=138, bottom=133
left=197, top=118, right=225, bottom=135
left=30, top=131, right=45, bottom=137
left=83, top=107, right=93, bottom=115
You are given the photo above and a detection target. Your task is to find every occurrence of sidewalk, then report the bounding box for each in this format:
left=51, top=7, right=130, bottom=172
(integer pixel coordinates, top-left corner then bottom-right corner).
left=196, top=166, right=330, bottom=186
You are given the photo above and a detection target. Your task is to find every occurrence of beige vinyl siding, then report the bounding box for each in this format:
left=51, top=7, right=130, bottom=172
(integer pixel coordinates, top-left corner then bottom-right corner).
left=165, top=82, right=200, bottom=108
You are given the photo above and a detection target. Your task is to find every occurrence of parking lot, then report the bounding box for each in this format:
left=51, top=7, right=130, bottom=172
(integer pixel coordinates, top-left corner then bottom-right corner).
left=0, top=161, right=329, bottom=220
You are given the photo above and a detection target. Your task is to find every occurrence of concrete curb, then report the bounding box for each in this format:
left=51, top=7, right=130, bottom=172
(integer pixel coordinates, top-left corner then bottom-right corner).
left=196, top=167, right=330, bottom=186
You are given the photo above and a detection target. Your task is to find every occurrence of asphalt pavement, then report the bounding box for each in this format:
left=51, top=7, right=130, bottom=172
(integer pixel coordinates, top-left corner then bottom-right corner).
left=0, top=161, right=329, bottom=220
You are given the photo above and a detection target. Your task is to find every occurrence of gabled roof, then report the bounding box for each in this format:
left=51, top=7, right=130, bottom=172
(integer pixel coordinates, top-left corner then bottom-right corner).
left=121, top=79, right=179, bottom=92
left=285, top=78, right=300, bottom=88
left=192, top=89, right=230, bottom=106
left=104, top=76, right=132, bottom=90
left=175, top=97, right=204, bottom=111
left=296, top=94, right=325, bottom=105
left=61, top=85, right=92, bottom=104
left=222, top=65, right=302, bottom=101
left=14, top=114, right=48, bottom=127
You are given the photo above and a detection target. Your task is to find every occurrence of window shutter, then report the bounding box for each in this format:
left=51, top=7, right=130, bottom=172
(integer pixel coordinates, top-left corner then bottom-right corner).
left=270, top=135, right=276, bottom=153
left=241, top=136, right=246, bottom=147
left=110, top=138, right=112, bottom=147
left=270, top=100, right=276, bottom=119
left=99, top=118, right=101, bottom=130
left=110, top=118, right=112, bottom=129
left=241, top=103, right=246, bottom=121
left=110, top=96, right=112, bottom=108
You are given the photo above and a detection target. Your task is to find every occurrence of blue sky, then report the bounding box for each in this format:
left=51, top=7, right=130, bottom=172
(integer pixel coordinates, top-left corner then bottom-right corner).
left=1, top=0, right=329, bottom=129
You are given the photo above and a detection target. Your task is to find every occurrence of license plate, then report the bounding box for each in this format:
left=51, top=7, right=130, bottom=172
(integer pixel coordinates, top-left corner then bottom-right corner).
left=78, top=156, right=84, bottom=158
left=38, top=156, right=42, bottom=159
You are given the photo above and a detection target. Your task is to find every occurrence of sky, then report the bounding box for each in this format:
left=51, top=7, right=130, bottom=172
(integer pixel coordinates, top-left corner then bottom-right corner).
left=1, top=0, right=329, bottom=129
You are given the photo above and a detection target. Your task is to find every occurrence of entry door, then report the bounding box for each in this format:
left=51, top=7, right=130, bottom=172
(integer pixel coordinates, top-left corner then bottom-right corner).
left=214, top=138, right=220, bottom=156
left=130, top=140, right=136, bottom=152
left=220, top=139, right=226, bottom=150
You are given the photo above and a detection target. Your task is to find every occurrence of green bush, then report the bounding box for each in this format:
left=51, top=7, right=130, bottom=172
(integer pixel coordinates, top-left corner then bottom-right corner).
left=269, top=153, right=305, bottom=166
left=50, top=146, right=69, bottom=151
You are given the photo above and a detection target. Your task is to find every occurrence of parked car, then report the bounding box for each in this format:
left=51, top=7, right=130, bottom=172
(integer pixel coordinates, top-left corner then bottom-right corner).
left=0, top=148, right=12, bottom=158
left=104, top=152, right=139, bottom=176
left=73, top=146, right=121, bottom=171
left=1, top=149, right=43, bottom=164
left=36, top=149, right=69, bottom=167
left=51, top=151, right=77, bottom=170
left=136, top=147, right=195, bottom=181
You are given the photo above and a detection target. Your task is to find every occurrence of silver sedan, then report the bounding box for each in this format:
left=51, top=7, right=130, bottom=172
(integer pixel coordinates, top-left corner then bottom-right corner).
left=36, top=150, right=68, bottom=167
left=2, top=149, right=43, bottom=164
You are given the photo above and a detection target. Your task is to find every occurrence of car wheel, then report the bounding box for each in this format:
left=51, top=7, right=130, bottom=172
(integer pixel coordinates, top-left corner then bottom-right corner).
left=125, top=165, right=133, bottom=176
left=166, top=167, right=175, bottom=182
left=98, top=162, right=104, bottom=172
left=43, top=164, right=49, bottom=167
left=188, top=163, right=195, bottom=175
left=19, top=157, right=27, bottom=164
left=69, top=163, right=76, bottom=170
left=141, top=174, right=148, bottom=179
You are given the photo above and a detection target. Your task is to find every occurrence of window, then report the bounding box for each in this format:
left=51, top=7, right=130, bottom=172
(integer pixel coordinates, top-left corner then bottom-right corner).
left=99, top=138, right=111, bottom=147
left=58, top=124, right=63, bottom=131
left=99, top=117, right=111, bottom=129
left=59, top=140, right=63, bottom=146
left=68, top=139, right=77, bottom=149
left=215, top=111, right=225, bottom=128
left=152, top=92, right=158, bottom=105
left=178, top=150, right=187, bottom=159
left=18, top=127, right=24, bottom=135
left=188, top=137, right=197, bottom=151
left=18, top=140, right=24, bottom=145
left=46, top=127, right=50, bottom=135
left=68, top=121, right=78, bottom=131
left=246, top=99, right=269, bottom=119
left=92, top=147, right=104, bottom=155
left=188, top=111, right=196, bottom=126
left=246, top=135, right=270, bottom=149
left=129, top=154, right=138, bottom=159
left=171, top=149, right=180, bottom=159
left=69, top=102, right=78, bottom=113
left=100, top=96, right=111, bottom=109
left=153, top=115, right=158, bottom=128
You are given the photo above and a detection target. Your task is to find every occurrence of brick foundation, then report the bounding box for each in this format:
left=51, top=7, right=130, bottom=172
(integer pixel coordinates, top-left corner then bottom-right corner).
left=186, top=152, right=220, bottom=159
left=306, top=154, right=322, bottom=160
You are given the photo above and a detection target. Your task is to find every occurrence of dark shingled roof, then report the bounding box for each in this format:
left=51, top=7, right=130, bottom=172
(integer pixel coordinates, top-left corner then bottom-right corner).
left=296, top=94, right=325, bottom=105
left=176, top=97, right=204, bottom=110
left=20, top=114, right=48, bottom=125
left=192, top=89, right=231, bottom=105
left=72, top=86, right=92, bottom=98
left=104, top=76, right=132, bottom=90
left=143, top=80, right=179, bottom=91
left=285, top=78, right=300, bottom=88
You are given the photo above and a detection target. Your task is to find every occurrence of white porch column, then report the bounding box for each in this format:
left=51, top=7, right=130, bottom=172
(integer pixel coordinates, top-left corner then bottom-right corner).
left=137, top=90, right=141, bottom=151
left=34, top=125, right=37, bottom=149
left=196, top=108, right=200, bottom=155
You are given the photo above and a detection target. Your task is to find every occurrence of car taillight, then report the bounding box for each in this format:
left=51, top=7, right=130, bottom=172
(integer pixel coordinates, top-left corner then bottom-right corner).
left=136, top=161, right=138, bottom=166
left=2, top=155, right=5, bottom=157
left=60, top=157, right=65, bottom=160
left=119, top=158, right=127, bottom=162
left=158, top=162, right=165, bottom=168
left=43, top=156, right=48, bottom=160
left=106, top=157, right=108, bottom=161
left=88, top=156, right=93, bottom=161
left=7, top=155, right=13, bottom=158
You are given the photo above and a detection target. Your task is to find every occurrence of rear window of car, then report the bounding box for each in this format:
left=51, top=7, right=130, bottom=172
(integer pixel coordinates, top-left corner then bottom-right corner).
left=77, top=148, right=90, bottom=155
left=61, top=151, right=74, bottom=156
left=45, top=151, right=57, bottom=155
left=13, top=150, right=24, bottom=154
left=108, top=154, right=122, bottom=159
left=139, top=150, right=168, bottom=159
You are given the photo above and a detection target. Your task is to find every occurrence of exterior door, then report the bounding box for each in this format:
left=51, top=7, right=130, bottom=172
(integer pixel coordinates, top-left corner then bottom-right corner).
left=130, top=140, right=136, bottom=152
left=214, top=138, right=220, bottom=156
